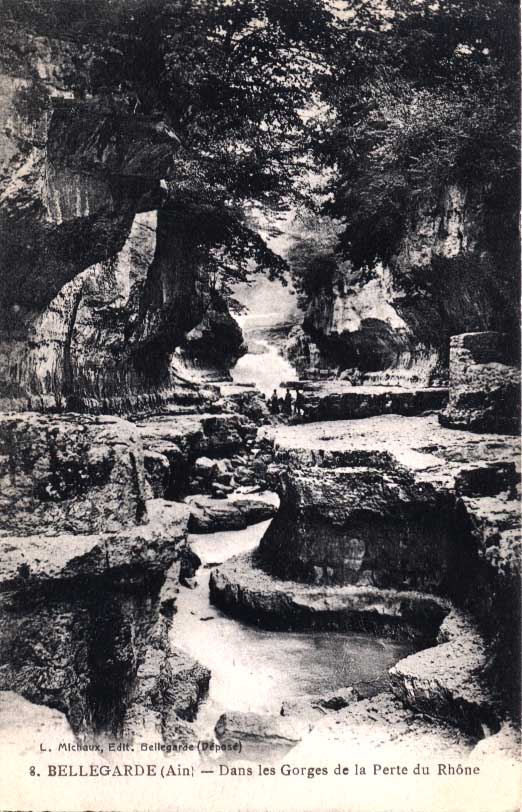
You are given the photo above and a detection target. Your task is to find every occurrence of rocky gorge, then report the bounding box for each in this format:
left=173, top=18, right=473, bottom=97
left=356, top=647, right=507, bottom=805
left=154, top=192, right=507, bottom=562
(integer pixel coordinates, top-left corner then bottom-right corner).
left=0, top=3, right=520, bottom=811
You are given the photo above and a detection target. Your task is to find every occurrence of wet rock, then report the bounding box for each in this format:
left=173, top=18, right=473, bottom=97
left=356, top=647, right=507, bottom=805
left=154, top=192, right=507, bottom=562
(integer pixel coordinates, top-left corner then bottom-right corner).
left=318, top=688, right=359, bottom=710
left=440, top=332, right=520, bottom=434
left=210, top=551, right=448, bottom=640
left=259, top=461, right=450, bottom=590
left=186, top=494, right=278, bottom=533
left=215, top=711, right=308, bottom=758
left=287, top=382, right=448, bottom=423
left=389, top=610, right=498, bottom=736
left=144, top=450, right=171, bottom=498
left=280, top=688, right=359, bottom=723
left=0, top=412, right=147, bottom=536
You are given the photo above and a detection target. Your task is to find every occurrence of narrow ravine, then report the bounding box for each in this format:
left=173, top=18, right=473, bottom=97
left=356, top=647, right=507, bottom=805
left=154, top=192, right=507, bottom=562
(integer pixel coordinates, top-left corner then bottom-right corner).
left=171, top=517, right=418, bottom=742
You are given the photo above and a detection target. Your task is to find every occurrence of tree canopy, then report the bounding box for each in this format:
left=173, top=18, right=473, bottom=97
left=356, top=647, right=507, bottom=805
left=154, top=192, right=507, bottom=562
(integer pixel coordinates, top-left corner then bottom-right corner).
left=310, top=0, right=519, bottom=273
left=1, top=0, right=336, bottom=294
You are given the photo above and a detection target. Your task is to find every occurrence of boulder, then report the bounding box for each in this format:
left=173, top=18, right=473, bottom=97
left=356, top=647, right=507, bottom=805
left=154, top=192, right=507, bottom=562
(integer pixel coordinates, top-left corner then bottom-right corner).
left=210, top=551, right=449, bottom=640
left=259, top=462, right=449, bottom=589
left=214, top=711, right=308, bottom=758
left=0, top=412, right=147, bottom=536
left=194, top=457, right=217, bottom=479
left=440, top=332, right=520, bottom=434
left=389, top=610, right=498, bottom=737
left=280, top=688, right=359, bottom=723
left=186, top=494, right=277, bottom=533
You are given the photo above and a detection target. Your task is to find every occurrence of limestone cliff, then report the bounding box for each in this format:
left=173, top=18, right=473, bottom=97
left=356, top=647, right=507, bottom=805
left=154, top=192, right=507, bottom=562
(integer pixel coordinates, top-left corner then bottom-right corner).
left=289, top=185, right=518, bottom=385
left=0, top=412, right=208, bottom=740
left=0, top=26, right=244, bottom=412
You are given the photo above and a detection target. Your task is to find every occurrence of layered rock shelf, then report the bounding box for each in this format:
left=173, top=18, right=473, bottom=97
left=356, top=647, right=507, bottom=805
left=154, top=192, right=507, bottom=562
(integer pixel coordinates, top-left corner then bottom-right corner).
left=211, top=409, right=520, bottom=738
left=440, top=332, right=520, bottom=434
left=0, top=411, right=209, bottom=741
left=282, top=382, right=448, bottom=422
left=210, top=551, right=450, bottom=640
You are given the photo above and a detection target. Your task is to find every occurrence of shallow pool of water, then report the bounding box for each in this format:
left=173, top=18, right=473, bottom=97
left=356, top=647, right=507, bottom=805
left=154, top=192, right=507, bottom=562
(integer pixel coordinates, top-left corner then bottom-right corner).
left=171, top=521, right=417, bottom=735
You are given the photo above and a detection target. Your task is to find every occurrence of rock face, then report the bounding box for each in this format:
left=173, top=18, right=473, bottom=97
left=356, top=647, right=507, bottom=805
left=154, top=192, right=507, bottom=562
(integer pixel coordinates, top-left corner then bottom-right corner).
left=210, top=551, right=449, bottom=640
left=212, top=414, right=519, bottom=719
left=0, top=411, right=207, bottom=740
left=290, top=690, right=475, bottom=764
left=440, top=332, right=520, bottom=434
left=389, top=610, right=499, bottom=737
left=0, top=26, right=244, bottom=411
left=290, top=186, right=518, bottom=383
left=137, top=412, right=258, bottom=498
left=122, top=564, right=210, bottom=742
left=259, top=416, right=519, bottom=590
left=0, top=412, right=147, bottom=536
left=259, top=461, right=453, bottom=589
left=178, top=295, right=247, bottom=381
left=282, top=382, right=447, bottom=423
left=186, top=494, right=277, bottom=533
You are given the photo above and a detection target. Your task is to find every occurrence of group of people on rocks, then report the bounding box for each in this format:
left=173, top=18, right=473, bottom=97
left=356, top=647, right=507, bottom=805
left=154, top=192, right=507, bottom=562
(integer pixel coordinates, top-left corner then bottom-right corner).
left=269, top=388, right=305, bottom=417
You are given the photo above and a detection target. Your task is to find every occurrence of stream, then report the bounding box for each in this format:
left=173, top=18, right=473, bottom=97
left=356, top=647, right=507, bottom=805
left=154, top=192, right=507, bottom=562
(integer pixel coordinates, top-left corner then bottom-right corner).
left=178, top=300, right=418, bottom=741
left=171, top=518, right=418, bottom=739
left=231, top=338, right=295, bottom=397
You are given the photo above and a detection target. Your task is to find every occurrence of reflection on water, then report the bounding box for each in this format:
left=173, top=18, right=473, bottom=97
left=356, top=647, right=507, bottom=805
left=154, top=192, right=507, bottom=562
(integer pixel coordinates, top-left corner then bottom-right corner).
left=231, top=339, right=296, bottom=397
left=171, top=521, right=417, bottom=735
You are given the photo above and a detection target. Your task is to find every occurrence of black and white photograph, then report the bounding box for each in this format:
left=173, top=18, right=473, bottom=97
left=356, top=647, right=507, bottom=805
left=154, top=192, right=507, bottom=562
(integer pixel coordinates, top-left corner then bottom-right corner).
left=0, top=1, right=520, bottom=810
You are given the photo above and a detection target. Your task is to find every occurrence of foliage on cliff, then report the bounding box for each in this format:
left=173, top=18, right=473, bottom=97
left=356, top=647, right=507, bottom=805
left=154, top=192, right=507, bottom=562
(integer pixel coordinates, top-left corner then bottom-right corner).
left=312, top=0, right=519, bottom=275
left=0, top=0, right=335, bottom=296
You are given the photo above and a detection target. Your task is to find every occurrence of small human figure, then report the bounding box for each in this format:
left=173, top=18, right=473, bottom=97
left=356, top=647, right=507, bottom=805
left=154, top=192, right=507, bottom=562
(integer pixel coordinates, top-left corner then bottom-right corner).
left=294, top=389, right=305, bottom=417
left=283, top=389, right=293, bottom=416
left=269, top=389, right=280, bottom=414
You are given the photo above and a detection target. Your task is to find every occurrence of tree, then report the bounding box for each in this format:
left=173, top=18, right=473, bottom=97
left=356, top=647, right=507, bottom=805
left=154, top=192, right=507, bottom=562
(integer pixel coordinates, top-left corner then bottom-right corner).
left=83, top=0, right=336, bottom=292
left=0, top=0, right=336, bottom=298
left=310, top=0, right=519, bottom=275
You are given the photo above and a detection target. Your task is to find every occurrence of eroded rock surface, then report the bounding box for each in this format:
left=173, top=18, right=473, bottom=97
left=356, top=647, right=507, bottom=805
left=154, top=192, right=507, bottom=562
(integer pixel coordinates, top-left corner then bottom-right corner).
left=215, top=711, right=309, bottom=759
left=210, top=551, right=449, bottom=640
left=0, top=412, right=147, bottom=536
left=283, top=382, right=447, bottom=423
left=440, top=332, right=520, bottom=434
left=186, top=493, right=277, bottom=533
left=0, top=411, right=209, bottom=742
left=137, top=412, right=259, bottom=498
left=0, top=26, right=245, bottom=411
left=389, top=610, right=498, bottom=737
